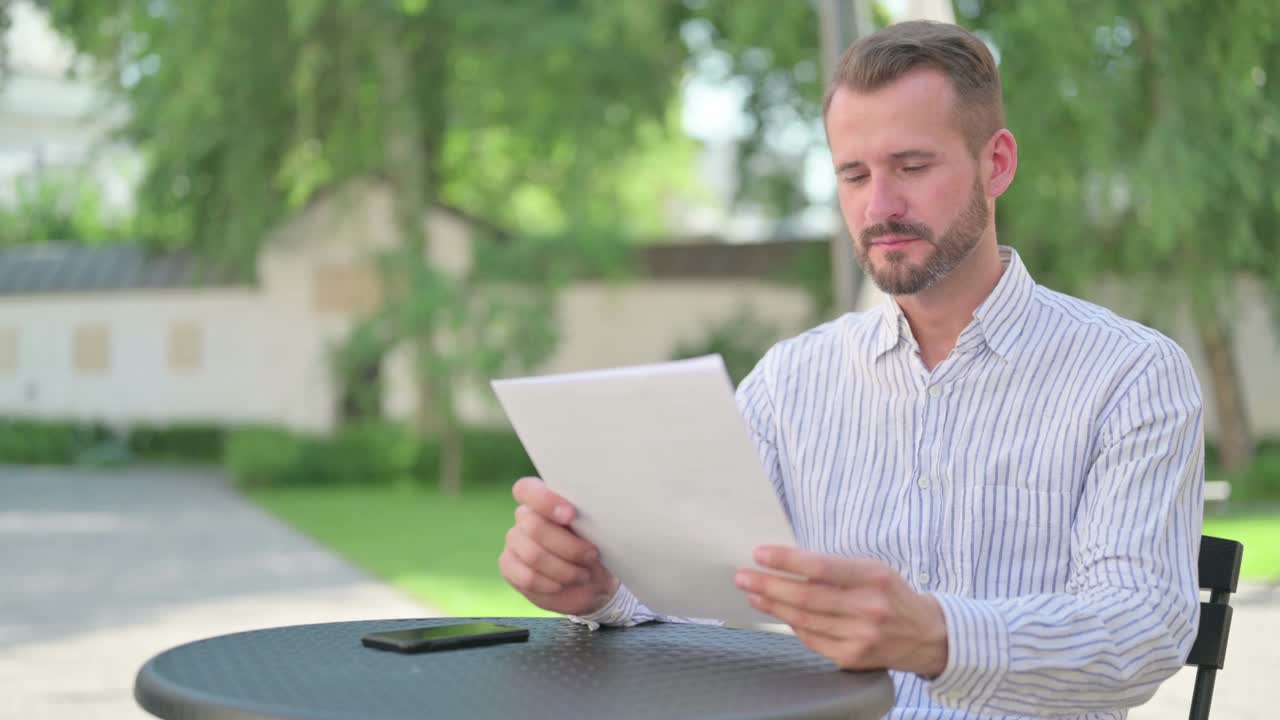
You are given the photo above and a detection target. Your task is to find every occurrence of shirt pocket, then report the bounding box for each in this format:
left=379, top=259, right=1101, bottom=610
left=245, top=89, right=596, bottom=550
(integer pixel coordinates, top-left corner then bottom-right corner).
left=967, top=485, right=1073, bottom=598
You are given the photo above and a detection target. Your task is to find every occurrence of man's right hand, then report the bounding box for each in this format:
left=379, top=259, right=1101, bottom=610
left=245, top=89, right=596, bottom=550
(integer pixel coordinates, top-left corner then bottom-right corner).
left=499, top=476, right=620, bottom=617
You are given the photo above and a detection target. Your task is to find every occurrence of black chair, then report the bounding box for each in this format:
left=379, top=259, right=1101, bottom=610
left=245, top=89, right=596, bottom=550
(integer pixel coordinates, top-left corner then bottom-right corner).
left=1185, top=534, right=1244, bottom=720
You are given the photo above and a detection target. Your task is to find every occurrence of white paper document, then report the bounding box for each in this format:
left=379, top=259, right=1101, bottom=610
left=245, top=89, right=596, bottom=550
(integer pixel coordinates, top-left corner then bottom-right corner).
left=491, top=355, right=797, bottom=627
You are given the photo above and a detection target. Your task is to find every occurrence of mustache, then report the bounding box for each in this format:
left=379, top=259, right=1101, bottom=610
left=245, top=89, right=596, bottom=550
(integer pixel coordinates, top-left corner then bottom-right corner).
left=861, top=220, right=933, bottom=245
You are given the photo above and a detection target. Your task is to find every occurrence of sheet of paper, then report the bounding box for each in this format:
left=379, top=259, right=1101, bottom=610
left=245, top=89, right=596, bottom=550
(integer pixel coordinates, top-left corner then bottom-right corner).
left=491, top=355, right=797, bottom=627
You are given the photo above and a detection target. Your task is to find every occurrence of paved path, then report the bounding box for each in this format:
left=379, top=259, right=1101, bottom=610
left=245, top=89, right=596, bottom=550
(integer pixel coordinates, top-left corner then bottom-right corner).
left=0, top=466, right=435, bottom=719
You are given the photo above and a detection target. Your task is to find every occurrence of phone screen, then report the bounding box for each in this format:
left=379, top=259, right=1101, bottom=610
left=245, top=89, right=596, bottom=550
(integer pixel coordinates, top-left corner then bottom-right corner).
left=361, top=622, right=529, bottom=653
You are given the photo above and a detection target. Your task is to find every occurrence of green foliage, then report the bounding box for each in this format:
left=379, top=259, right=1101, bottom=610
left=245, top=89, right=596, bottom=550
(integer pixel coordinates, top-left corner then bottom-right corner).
left=416, top=429, right=535, bottom=488
left=678, top=1, right=891, bottom=220
left=670, top=308, right=781, bottom=386
left=126, top=423, right=226, bottom=463
left=0, top=417, right=222, bottom=465
left=39, top=0, right=699, bottom=269
left=0, top=176, right=136, bottom=247
left=224, top=427, right=310, bottom=488
left=772, top=239, right=836, bottom=319
left=962, top=2, right=1280, bottom=314
left=225, top=422, right=533, bottom=489
left=1222, top=442, right=1280, bottom=502
left=324, top=421, right=422, bottom=486
left=0, top=418, right=99, bottom=464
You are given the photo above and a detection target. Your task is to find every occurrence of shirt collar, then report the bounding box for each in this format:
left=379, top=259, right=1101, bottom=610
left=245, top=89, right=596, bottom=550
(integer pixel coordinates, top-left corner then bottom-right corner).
left=872, top=245, right=1036, bottom=362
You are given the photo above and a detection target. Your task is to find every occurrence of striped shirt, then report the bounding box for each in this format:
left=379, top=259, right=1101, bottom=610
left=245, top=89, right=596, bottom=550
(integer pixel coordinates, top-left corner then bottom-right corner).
left=578, top=246, right=1205, bottom=719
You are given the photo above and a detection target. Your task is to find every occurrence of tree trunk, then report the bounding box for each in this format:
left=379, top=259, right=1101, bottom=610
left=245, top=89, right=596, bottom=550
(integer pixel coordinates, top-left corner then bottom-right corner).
left=439, top=417, right=464, bottom=497
left=1193, top=312, right=1255, bottom=472
left=379, top=15, right=464, bottom=493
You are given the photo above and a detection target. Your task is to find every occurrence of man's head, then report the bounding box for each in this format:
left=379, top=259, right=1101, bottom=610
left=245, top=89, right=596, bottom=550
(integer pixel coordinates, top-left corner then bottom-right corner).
left=824, top=21, right=1016, bottom=296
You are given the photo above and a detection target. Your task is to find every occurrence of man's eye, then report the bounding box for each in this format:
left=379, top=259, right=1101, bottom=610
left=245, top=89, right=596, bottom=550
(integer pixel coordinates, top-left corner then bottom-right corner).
left=904, top=165, right=928, bottom=173
left=842, top=174, right=869, bottom=184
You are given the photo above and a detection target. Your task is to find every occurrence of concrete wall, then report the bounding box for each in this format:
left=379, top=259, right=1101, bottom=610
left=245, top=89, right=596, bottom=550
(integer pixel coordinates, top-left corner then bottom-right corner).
left=454, top=278, right=817, bottom=426
left=256, top=179, right=476, bottom=432
left=0, top=289, right=271, bottom=424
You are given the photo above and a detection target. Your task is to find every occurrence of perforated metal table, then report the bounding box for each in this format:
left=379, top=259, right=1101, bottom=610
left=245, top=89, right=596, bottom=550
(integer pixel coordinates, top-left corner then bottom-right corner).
left=135, top=617, right=894, bottom=720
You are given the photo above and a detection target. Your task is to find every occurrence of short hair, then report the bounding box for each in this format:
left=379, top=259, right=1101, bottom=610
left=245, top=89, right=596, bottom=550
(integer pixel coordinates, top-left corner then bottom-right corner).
left=823, top=20, right=1004, bottom=154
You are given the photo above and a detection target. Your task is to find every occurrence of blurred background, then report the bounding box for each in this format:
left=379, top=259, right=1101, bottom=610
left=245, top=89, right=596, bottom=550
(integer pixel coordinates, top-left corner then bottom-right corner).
left=1, top=1, right=1277, bottom=718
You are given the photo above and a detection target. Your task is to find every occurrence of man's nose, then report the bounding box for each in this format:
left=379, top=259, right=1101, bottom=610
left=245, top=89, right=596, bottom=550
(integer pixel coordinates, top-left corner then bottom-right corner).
left=864, top=177, right=907, bottom=225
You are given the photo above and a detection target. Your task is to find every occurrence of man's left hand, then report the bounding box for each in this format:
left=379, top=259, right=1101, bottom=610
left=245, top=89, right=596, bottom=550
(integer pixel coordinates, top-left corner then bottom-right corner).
left=736, top=546, right=949, bottom=677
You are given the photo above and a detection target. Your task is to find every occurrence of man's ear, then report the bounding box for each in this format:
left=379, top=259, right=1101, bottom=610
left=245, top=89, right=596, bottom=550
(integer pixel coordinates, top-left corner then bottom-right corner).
left=986, top=129, right=1018, bottom=198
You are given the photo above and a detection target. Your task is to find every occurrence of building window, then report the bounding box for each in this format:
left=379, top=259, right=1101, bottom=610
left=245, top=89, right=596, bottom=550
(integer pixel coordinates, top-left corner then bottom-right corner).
left=0, top=327, right=16, bottom=375
left=73, top=324, right=111, bottom=374
left=168, top=321, right=202, bottom=371
left=311, top=262, right=383, bottom=315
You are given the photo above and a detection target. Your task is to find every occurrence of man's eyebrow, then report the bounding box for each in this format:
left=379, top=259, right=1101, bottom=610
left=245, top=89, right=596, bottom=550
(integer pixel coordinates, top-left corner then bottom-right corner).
left=891, top=150, right=939, bottom=161
left=834, top=150, right=939, bottom=174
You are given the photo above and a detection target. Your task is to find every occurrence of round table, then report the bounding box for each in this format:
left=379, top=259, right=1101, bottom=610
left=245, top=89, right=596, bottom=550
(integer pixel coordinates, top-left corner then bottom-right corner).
left=135, top=617, right=894, bottom=720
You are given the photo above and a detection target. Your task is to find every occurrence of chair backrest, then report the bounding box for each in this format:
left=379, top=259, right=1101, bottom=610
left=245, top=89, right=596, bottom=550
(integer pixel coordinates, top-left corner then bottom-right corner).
left=1185, top=534, right=1244, bottom=720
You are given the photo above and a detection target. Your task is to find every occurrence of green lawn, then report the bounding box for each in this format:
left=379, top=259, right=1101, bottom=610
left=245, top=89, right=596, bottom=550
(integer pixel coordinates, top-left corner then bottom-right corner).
left=247, top=486, right=1280, bottom=618
left=248, top=485, right=556, bottom=617
left=1205, top=505, right=1280, bottom=582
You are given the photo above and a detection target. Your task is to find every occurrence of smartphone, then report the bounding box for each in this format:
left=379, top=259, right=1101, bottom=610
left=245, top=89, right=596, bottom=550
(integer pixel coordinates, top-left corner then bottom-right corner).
left=360, top=622, right=530, bottom=653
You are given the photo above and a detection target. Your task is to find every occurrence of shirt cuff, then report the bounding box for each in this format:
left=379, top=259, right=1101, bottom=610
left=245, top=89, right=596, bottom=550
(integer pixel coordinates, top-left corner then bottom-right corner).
left=568, top=583, right=642, bottom=630
left=925, top=593, right=1010, bottom=712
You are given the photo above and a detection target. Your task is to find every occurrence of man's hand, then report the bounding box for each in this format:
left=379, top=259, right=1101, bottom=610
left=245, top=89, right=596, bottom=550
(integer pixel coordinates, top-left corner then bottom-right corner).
left=736, top=547, right=948, bottom=677
left=499, top=476, right=620, bottom=617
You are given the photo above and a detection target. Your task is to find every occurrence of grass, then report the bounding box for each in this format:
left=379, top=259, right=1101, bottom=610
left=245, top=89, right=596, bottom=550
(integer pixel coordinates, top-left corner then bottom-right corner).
left=1205, top=503, right=1280, bottom=582
left=247, top=486, right=1280, bottom=619
left=248, top=484, right=556, bottom=617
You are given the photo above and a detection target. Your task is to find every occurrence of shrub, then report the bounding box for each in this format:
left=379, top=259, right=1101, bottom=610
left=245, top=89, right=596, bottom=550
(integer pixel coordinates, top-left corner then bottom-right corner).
left=320, top=421, right=421, bottom=486
left=1225, top=444, right=1280, bottom=501
left=224, top=426, right=308, bottom=487
left=669, top=308, right=781, bottom=386
left=127, top=423, right=225, bottom=463
left=0, top=417, right=85, bottom=461
left=415, top=429, right=536, bottom=489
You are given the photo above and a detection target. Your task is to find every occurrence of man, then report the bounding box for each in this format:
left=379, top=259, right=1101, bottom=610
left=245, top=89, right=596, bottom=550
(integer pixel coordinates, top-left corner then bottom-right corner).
left=499, top=20, right=1203, bottom=719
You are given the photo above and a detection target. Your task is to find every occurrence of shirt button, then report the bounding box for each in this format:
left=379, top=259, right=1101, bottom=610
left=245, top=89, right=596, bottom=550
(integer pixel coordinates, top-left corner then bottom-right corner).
left=929, top=386, right=942, bottom=398
left=917, top=476, right=930, bottom=489
left=917, top=572, right=931, bottom=586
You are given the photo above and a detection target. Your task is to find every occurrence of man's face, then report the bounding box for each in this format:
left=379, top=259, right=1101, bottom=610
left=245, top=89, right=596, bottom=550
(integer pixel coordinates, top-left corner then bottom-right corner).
left=826, top=69, right=991, bottom=296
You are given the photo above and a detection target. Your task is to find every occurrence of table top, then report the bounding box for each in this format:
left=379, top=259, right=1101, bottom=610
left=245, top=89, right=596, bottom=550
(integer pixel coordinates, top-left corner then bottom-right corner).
left=135, top=617, right=894, bottom=720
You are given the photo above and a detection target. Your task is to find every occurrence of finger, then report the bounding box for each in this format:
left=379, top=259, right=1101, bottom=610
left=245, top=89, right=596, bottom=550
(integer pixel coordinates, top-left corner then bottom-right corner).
left=514, top=505, right=599, bottom=567
left=735, top=570, right=849, bottom=615
left=753, top=547, right=893, bottom=589
left=506, top=525, right=592, bottom=586
left=513, top=476, right=576, bottom=525
left=499, top=548, right=564, bottom=595
left=746, top=592, right=845, bottom=640
left=792, top=628, right=874, bottom=671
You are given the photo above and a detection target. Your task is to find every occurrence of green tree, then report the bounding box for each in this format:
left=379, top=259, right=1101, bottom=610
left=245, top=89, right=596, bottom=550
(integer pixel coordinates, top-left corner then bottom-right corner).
left=33, top=0, right=700, bottom=492
left=0, top=176, right=133, bottom=246
left=964, top=1, right=1280, bottom=471
left=676, top=2, right=891, bottom=221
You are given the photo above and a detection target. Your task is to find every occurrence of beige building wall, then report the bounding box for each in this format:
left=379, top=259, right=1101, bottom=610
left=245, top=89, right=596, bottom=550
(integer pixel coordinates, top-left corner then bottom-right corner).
left=257, top=178, right=476, bottom=432
left=0, top=288, right=270, bottom=424
left=455, top=278, right=817, bottom=427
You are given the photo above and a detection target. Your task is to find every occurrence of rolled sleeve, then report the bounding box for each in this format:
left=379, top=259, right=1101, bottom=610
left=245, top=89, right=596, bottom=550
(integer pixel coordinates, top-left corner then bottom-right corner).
left=569, top=583, right=648, bottom=630
left=927, top=593, right=1011, bottom=711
